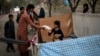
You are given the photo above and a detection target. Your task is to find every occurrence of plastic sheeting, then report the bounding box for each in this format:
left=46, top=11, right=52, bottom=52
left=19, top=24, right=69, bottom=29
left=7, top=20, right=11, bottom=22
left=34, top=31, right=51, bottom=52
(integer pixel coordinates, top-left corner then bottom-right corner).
left=39, top=35, right=100, bottom=56
left=73, top=13, right=100, bottom=37
left=64, top=0, right=69, bottom=6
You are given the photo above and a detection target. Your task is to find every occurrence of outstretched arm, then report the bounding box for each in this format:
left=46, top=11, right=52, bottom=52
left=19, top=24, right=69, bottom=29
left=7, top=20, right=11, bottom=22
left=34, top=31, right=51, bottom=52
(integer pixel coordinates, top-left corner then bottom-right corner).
left=48, top=29, right=54, bottom=36
left=25, top=14, right=43, bottom=29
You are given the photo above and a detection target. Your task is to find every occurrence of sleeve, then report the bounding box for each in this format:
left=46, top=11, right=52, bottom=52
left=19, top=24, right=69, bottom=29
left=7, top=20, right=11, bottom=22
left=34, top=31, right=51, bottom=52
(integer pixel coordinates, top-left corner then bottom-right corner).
left=59, top=29, right=64, bottom=37
left=25, top=14, right=41, bottom=29
left=48, top=28, right=54, bottom=36
left=4, top=22, right=8, bottom=37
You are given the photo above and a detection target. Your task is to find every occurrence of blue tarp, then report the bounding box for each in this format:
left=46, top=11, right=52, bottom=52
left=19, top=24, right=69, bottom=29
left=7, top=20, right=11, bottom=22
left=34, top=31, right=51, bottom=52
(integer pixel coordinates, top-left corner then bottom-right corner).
left=39, top=35, right=100, bottom=56
left=64, top=0, right=69, bottom=6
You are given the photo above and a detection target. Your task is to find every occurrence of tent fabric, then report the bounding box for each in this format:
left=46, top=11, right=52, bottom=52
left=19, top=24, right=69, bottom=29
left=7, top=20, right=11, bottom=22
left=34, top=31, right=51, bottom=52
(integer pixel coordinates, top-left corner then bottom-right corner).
left=64, top=0, right=69, bottom=6
left=39, top=35, right=100, bottom=56
left=73, top=13, right=100, bottom=37
left=38, top=14, right=73, bottom=42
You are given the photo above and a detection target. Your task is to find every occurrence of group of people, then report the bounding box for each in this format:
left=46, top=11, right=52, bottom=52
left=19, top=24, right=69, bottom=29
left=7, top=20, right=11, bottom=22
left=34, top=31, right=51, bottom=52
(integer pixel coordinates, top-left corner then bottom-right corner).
left=4, top=3, right=65, bottom=56
left=4, top=4, right=45, bottom=56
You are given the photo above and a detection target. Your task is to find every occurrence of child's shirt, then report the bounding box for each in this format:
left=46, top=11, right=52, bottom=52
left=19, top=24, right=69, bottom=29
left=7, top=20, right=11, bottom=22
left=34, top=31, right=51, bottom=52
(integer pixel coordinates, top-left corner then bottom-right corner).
left=49, top=28, right=64, bottom=40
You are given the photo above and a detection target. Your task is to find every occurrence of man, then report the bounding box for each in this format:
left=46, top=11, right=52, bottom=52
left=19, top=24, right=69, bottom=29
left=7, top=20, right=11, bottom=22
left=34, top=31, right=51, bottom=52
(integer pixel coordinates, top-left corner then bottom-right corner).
left=4, top=14, right=15, bottom=52
left=16, top=7, right=25, bottom=23
left=17, top=4, right=44, bottom=56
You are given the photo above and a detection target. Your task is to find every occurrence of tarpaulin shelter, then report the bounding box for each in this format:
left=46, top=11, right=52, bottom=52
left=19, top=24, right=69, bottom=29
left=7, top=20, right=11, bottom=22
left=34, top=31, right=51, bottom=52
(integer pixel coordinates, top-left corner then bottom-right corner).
left=38, top=14, right=73, bottom=42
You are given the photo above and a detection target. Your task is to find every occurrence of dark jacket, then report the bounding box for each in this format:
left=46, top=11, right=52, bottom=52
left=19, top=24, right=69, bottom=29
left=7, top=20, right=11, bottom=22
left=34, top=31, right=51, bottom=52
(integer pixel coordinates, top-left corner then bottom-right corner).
left=49, top=28, right=64, bottom=40
left=4, top=20, right=15, bottom=39
left=38, top=8, right=45, bottom=18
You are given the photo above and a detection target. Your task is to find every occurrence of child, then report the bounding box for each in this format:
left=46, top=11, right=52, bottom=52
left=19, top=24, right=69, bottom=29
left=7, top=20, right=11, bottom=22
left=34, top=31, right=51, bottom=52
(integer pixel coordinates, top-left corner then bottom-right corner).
left=48, top=20, right=64, bottom=41
left=4, top=14, right=15, bottom=52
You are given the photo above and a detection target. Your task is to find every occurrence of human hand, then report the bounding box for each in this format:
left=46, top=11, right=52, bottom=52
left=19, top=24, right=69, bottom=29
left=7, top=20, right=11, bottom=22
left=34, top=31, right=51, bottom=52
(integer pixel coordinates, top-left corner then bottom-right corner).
left=42, top=27, right=46, bottom=30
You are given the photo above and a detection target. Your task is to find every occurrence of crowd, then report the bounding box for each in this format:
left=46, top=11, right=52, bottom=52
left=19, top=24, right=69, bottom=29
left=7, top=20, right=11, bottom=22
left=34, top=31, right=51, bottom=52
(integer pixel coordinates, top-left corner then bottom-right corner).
left=4, top=4, right=45, bottom=56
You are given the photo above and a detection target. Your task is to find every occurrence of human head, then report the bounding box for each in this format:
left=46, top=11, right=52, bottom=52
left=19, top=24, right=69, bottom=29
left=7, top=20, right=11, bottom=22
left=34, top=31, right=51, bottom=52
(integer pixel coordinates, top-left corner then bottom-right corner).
left=26, top=4, right=34, bottom=12
left=8, top=14, right=13, bottom=20
left=20, top=7, right=25, bottom=13
left=54, top=20, right=60, bottom=28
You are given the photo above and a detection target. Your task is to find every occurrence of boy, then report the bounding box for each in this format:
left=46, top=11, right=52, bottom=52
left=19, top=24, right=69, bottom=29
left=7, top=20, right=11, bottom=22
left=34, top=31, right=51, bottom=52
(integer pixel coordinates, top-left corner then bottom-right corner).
left=4, top=14, right=15, bottom=52
left=48, top=20, right=64, bottom=41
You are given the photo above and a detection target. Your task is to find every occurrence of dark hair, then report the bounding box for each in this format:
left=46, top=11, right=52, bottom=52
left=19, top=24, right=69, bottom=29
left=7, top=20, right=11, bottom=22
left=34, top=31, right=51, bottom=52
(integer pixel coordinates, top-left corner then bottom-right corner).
left=8, top=14, right=13, bottom=18
left=20, top=7, right=24, bottom=10
left=26, top=4, right=34, bottom=11
left=54, top=20, right=60, bottom=27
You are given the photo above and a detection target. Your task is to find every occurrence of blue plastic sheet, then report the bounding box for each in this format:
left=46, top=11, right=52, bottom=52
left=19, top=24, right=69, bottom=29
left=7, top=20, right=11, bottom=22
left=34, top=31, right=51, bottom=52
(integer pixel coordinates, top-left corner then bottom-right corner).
left=64, top=0, right=69, bottom=6
left=39, top=35, right=100, bottom=56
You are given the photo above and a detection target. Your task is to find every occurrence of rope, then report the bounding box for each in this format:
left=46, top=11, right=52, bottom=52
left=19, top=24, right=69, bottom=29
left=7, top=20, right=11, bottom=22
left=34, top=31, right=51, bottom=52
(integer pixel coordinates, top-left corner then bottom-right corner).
left=0, top=37, right=27, bottom=45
